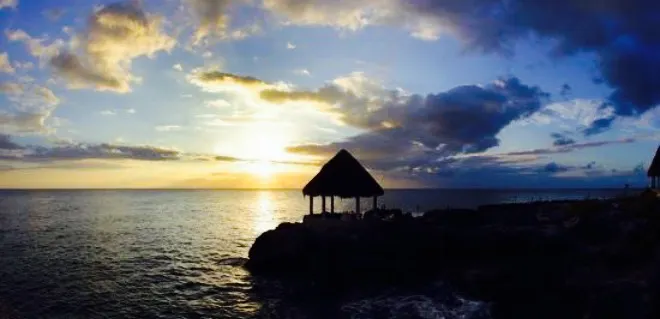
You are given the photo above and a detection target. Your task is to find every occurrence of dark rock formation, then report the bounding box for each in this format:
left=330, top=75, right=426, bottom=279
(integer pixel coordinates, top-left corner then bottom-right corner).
left=246, top=193, right=660, bottom=319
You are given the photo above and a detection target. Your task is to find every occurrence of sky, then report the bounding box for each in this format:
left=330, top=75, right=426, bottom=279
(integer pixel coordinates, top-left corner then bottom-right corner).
left=0, top=0, right=659, bottom=189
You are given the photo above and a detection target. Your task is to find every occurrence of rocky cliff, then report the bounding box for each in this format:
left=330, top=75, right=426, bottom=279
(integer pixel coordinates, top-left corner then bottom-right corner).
left=246, top=192, right=660, bottom=319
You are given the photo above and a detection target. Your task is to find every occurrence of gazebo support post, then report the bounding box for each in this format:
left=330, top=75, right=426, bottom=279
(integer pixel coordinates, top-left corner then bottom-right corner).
left=355, top=196, right=360, bottom=215
left=309, top=196, right=314, bottom=215
left=322, top=196, right=326, bottom=213
left=373, top=196, right=378, bottom=210
left=330, top=196, right=334, bottom=213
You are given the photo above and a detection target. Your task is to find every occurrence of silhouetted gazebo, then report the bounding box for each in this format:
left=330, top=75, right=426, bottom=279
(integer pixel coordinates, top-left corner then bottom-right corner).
left=303, top=149, right=384, bottom=215
left=648, top=146, right=660, bottom=188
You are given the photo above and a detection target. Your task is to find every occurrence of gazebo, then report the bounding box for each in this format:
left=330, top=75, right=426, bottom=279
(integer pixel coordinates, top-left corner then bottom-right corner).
left=648, top=146, right=660, bottom=188
left=303, top=149, right=384, bottom=215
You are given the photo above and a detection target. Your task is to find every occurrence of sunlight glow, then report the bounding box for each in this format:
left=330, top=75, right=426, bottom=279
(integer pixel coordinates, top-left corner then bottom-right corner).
left=214, top=125, right=297, bottom=179
left=249, top=160, right=275, bottom=178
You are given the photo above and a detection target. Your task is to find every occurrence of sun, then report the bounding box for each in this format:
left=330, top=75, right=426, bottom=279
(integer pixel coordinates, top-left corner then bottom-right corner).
left=214, top=128, right=296, bottom=179
left=250, top=160, right=275, bottom=178
left=243, top=135, right=287, bottom=178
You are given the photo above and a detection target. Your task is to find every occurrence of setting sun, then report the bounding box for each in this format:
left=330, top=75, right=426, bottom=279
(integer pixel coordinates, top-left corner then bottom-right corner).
left=249, top=160, right=275, bottom=178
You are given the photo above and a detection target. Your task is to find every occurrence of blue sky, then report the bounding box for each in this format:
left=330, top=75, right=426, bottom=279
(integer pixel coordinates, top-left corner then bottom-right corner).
left=0, top=0, right=658, bottom=188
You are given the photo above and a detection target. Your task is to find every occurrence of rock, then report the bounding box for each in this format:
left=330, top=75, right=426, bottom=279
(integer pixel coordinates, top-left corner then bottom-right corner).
left=246, top=194, right=660, bottom=319
left=587, top=283, right=649, bottom=319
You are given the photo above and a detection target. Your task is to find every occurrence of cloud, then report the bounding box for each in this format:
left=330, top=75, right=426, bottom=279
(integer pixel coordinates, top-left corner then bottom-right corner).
left=0, top=134, right=23, bottom=150
left=34, top=86, right=59, bottom=105
left=100, top=110, right=116, bottom=116
left=551, top=133, right=576, bottom=146
left=14, top=61, right=33, bottom=70
left=205, top=99, right=231, bottom=108
left=49, top=52, right=126, bottom=91
left=502, top=138, right=636, bottom=157
left=294, top=68, right=310, bottom=76
left=190, top=71, right=551, bottom=172
left=0, top=110, right=53, bottom=134
left=261, top=0, right=442, bottom=40
left=526, top=99, right=615, bottom=130
left=559, top=84, right=572, bottom=99
left=187, top=0, right=232, bottom=44
left=0, top=80, right=59, bottom=134
left=543, top=162, right=571, bottom=174
left=584, top=117, right=617, bottom=136
left=185, top=0, right=261, bottom=44
left=0, top=52, right=15, bottom=74
left=126, top=108, right=136, bottom=114
left=262, top=0, right=660, bottom=133
left=396, top=0, right=660, bottom=130
left=213, top=155, right=241, bottom=162
left=287, top=41, right=296, bottom=49
left=195, top=71, right=265, bottom=86
left=260, top=72, right=402, bottom=127
left=1, top=142, right=181, bottom=162
left=1, top=82, right=59, bottom=108
left=286, top=76, right=549, bottom=170
left=188, top=70, right=273, bottom=92
left=43, top=8, right=65, bottom=21
left=0, top=138, right=315, bottom=167
left=48, top=1, right=176, bottom=93
left=583, top=161, right=597, bottom=170
left=155, top=125, right=183, bottom=132
left=5, top=29, right=63, bottom=58
left=0, top=82, right=23, bottom=94
left=0, top=0, right=17, bottom=10
left=173, top=63, right=183, bottom=71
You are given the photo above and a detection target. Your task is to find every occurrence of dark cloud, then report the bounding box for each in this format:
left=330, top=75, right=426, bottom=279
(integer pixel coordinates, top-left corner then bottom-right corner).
left=403, top=77, right=549, bottom=153
left=0, top=134, right=23, bottom=150
left=583, top=116, right=616, bottom=136
left=393, top=0, right=660, bottom=133
left=391, top=155, right=646, bottom=188
left=583, top=161, right=597, bottom=170
left=551, top=132, right=576, bottom=146
left=560, top=84, right=572, bottom=99
left=214, top=155, right=241, bottom=162
left=195, top=71, right=266, bottom=86
left=543, top=162, right=571, bottom=174
left=260, top=89, right=329, bottom=104
left=503, top=137, right=635, bottom=157
left=50, top=52, right=125, bottom=92
left=288, top=77, right=549, bottom=170
left=633, top=162, right=646, bottom=175
left=32, top=143, right=181, bottom=161
left=1, top=142, right=181, bottom=161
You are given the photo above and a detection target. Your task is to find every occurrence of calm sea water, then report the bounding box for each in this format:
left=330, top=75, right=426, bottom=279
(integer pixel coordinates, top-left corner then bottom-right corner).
left=0, top=189, right=627, bottom=318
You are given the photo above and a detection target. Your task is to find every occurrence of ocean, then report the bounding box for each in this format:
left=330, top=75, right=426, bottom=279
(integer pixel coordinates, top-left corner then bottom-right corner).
left=0, top=189, right=629, bottom=318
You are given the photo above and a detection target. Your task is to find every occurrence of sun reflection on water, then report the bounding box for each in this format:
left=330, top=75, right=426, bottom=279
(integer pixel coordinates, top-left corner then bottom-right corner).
left=253, top=191, right=277, bottom=235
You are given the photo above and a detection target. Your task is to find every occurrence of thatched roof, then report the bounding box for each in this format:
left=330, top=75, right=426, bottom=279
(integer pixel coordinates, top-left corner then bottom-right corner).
left=303, top=149, right=384, bottom=198
left=648, top=146, right=660, bottom=176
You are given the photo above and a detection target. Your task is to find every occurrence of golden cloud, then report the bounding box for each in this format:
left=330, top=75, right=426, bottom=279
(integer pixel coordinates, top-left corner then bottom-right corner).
left=49, top=1, right=176, bottom=93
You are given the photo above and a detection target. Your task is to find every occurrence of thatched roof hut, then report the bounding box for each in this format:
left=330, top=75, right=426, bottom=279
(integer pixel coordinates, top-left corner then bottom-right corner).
left=303, top=149, right=384, bottom=214
left=648, top=146, right=660, bottom=188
